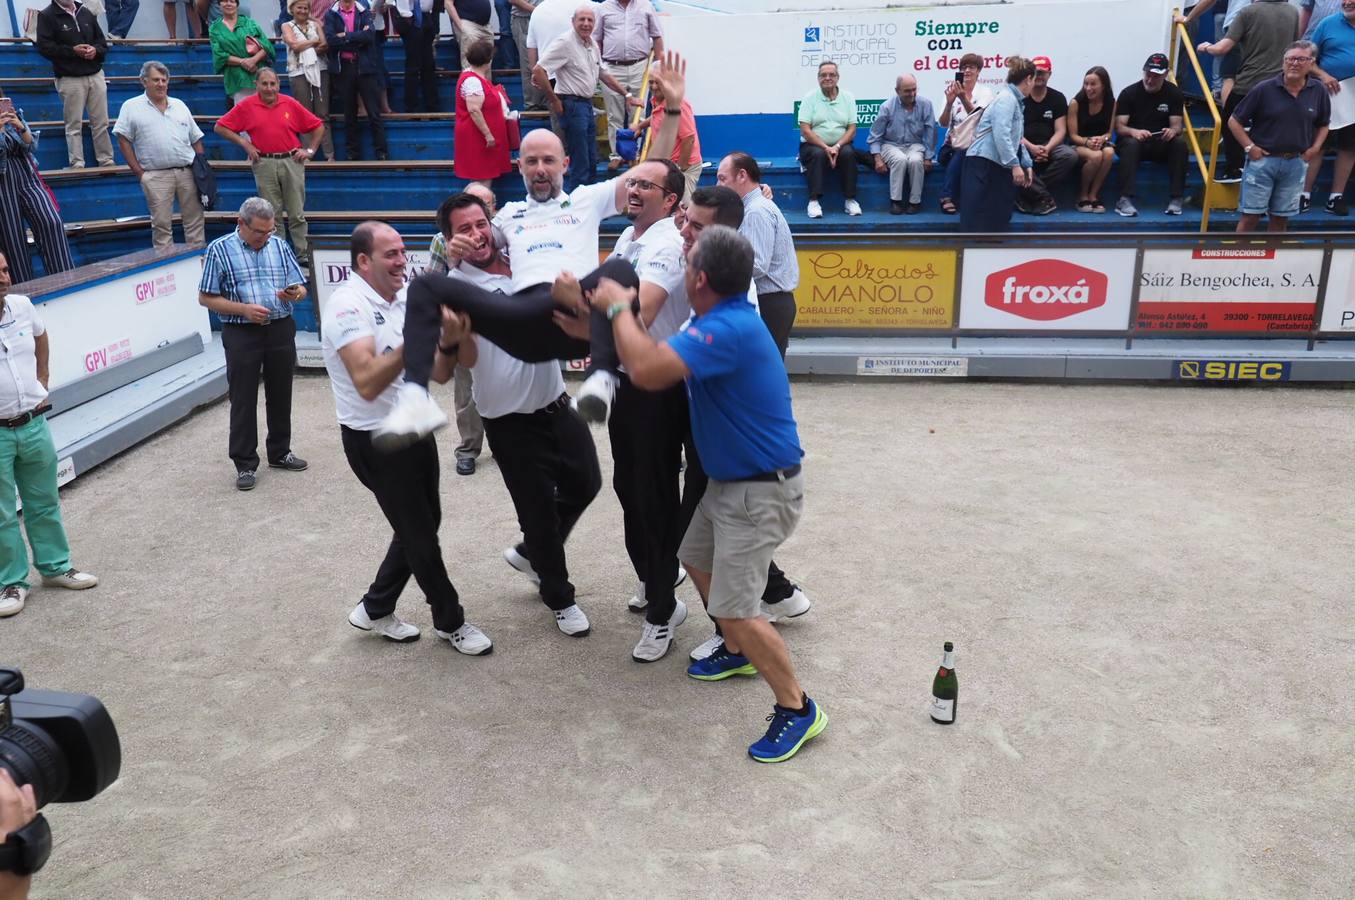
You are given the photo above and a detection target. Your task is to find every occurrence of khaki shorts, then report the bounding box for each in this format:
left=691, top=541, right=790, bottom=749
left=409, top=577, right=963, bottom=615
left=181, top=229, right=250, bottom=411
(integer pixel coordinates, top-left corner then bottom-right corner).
left=678, top=473, right=804, bottom=620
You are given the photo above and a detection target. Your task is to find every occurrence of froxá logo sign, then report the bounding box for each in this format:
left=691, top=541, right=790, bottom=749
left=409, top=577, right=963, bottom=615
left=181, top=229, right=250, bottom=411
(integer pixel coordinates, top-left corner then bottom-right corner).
left=984, top=259, right=1107, bottom=321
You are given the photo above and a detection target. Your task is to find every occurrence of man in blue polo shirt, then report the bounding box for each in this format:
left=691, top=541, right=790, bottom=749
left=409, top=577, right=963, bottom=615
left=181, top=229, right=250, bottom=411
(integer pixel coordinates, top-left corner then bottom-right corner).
left=587, top=224, right=825, bottom=764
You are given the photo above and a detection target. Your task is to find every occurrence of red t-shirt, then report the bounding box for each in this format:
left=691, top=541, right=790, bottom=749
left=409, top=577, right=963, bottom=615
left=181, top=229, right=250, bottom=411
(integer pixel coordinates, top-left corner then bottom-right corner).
left=216, top=94, right=325, bottom=153
left=649, top=99, right=701, bottom=169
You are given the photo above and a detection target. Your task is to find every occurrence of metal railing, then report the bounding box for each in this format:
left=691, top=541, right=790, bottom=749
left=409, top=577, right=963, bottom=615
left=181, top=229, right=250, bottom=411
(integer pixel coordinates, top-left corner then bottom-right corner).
left=1168, top=7, right=1223, bottom=233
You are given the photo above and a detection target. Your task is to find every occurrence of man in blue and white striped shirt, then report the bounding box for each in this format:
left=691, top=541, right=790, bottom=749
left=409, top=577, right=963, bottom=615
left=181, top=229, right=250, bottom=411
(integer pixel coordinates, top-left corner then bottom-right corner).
left=198, top=196, right=310, bottom=491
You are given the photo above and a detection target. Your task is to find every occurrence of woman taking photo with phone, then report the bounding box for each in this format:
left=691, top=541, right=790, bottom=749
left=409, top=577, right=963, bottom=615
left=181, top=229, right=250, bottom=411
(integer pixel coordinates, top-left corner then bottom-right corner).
left=0, top=90, right=74, bottom=284
left=937, top=52, right=993, bottom=214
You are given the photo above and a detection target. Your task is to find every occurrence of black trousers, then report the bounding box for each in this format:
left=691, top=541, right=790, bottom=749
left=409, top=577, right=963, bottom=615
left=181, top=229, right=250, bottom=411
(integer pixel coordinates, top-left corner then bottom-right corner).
left=1117, top=134, right=1188, bottom=199
left=758, top=291, right=797, bottom=360
left=484, top=403, right=602, bottom=611
left=1221, top=88, right=1247, bottom=174
left=959, top=156, right=1017, bottom=233
left=394, top=13, right=441, bottom=113
left=609, top=377, right=690, bottom=625
left=341, top=427, right=465, bottom=632
left=403, top=258, right=639, bottom=385
left=221, top=317, right=295, bottom=472
left=336, top=60, right=388, bottom=158
left=799, top=143, right=867, bottom=200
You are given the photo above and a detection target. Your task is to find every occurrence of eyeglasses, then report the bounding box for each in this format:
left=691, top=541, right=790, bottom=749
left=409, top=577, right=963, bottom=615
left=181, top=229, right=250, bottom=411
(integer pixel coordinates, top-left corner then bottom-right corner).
left=625, top=177, right=668, bottom=193
left=1285, top=56, right=1314, bottom=63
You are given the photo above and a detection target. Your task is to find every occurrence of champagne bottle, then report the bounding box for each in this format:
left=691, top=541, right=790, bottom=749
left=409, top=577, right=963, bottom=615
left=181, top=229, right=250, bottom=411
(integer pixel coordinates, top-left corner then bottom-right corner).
left=929, top=642, right=957, bottom=725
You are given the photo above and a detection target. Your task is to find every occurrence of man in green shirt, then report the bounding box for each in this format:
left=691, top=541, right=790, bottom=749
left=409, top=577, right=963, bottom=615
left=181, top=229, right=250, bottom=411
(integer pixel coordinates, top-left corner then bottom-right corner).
left=797, top=60, right=868, bottom=218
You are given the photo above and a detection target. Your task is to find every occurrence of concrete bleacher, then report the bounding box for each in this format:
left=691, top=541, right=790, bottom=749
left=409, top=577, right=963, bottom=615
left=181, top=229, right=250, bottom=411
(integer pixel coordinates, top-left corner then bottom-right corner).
left=3, top=35, right=1351, bottom=281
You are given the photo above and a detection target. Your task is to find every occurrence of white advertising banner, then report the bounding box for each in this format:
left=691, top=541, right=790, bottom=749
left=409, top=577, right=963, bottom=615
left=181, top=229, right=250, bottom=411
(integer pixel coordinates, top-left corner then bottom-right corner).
left=958, top=248, right=1137, bottom=331
left=35, top=254, right=211, bottom=391
left=661, top=0, right=1174, bottom=119
left=311, top=248, right=433, bottom=323
left=1319, top=249, right=1355, bottom=333
left=1136, top=248, right=1321, bottom=333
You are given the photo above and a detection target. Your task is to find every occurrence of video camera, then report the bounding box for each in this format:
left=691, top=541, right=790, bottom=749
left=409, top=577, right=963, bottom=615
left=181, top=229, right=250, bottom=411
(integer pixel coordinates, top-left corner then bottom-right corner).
left=0, top=667, right=121, bottom=875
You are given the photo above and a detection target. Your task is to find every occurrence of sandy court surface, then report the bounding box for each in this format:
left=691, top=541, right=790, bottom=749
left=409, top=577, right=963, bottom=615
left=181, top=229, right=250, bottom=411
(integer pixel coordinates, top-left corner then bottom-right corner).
left=4, top=377, right=1353, bottom=899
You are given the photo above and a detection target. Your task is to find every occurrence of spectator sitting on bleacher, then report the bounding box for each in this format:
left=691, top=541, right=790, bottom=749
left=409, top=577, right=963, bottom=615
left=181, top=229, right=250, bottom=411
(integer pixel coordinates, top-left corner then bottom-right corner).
left=0, top=90, right=74, bottom=283
left=454, top=39, right=514, bottom=188
left=937, top=52, right=993, bottom=215
left=1016, top=55, right=1078, bottom=217
left=282, top=0, right=337, bottom=160
left=798, top=60, right=869, bottom=219
left=1068, top=66, right=1116, bottom=213
left=1307, top=0, right=1355, bottom=215
left=211, top=0, right=275, bottom=105
left=215, top=68, right=325, bottom=267
left=113, top=61, right=207, bottom=251
left=1198, top=0, right=1300, bottom=185
left=867, top=74, right=935, bottom=216
left=1229, top=40, right=1330, bottom=232
left=961, top=55, right=1035, bottom=233
left=1112, top=53, right=1188, bottom=218
left=326, top=0, right=390, bottom=160
left=35, top=0, right=114, bottom=169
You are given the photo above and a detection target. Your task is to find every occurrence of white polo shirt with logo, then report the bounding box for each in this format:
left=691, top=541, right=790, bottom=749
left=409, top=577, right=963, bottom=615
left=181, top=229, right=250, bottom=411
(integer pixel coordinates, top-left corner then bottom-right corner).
left=452, top=264, right=566, bottom=419
left=609, top=217, right=690, bottom=344
left=494, top=178, right=623, bottom=293
left=0, top=294, right=48, bottom=419
left=321, top=276, right=406, bottom=430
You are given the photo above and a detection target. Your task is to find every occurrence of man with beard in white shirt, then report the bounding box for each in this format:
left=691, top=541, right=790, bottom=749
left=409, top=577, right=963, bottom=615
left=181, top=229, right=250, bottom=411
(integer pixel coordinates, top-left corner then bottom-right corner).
left=437, top=192, right=601, bottom=638
left=371, top=51, right=690, bottom=453
left=322, top=220, right=493, bottom=655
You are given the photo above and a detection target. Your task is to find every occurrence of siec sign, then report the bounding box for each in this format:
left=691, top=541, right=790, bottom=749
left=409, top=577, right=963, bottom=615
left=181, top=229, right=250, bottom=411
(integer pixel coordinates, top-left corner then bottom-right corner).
left=984, top=259, right=1107, bottom=321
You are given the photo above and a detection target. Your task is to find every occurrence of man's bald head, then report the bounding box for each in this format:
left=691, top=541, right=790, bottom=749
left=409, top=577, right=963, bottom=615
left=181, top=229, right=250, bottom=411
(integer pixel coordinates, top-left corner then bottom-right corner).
left=895, top=74, right=918, bottom=103
left=519, top=129, right=569, bottom=201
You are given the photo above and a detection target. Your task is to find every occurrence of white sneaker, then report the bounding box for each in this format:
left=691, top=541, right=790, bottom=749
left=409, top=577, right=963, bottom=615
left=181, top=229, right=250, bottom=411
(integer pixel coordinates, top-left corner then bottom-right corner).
left=0, top=585, right=27, bottom=618
left=761, top=585, right=812, bottom=622
left=575, top=370, right=618, bottom=424
left=554, top=603, right=591, bottom=637
left=632, top=599, right=688, bottom=662
left=503, top=545, right=540, bottom=585
left=689, top=632, right=724, bottom=661
left=348, top=602, right=420, bottom=642
left=41, top=568, right=98, bottom=590
left=627, top=565, right=688, bottom=612
left=434, top=623, right=494, bottom=656
left=806, top=199, right=823, bottom=219
left=372, top=383, right=448, bottom=452
left=844, top=199, right=862, bottom=216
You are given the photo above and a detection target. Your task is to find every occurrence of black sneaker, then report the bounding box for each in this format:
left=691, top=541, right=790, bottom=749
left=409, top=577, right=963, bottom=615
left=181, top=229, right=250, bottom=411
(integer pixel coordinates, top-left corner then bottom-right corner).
left=236, top=469, right=257, bottom=491
left=456, top=457, right=476, bottom=476
left=906, top=202, right=922, bottom=215
left=1327, top=194, right=1349, bottom=217
left=268, top=452, right=308, bottom=471
left=1299, top=195, right=1312, bottom=215
left=1215, top=169, right=1243, bottom=184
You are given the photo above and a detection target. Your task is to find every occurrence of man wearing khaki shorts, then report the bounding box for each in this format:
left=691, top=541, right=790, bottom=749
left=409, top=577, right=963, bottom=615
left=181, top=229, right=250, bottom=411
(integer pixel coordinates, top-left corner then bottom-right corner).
left=588, top=224, right=826, bottom=764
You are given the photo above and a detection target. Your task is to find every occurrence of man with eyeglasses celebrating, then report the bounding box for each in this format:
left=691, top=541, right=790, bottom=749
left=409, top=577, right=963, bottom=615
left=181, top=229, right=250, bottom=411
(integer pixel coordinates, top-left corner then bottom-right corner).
left=1227, top=41, right=1331, bottom=232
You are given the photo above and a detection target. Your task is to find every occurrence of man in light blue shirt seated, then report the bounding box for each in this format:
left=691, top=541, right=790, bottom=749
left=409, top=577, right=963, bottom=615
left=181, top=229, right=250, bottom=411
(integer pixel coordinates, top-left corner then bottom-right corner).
left=868, top=73, right=936, bottom=214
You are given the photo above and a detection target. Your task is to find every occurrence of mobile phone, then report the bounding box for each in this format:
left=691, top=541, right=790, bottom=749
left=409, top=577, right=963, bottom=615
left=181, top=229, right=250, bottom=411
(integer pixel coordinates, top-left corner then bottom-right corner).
left=0, top=98, right=14, bottom=116
left=954, top=71, right=965, bottom=83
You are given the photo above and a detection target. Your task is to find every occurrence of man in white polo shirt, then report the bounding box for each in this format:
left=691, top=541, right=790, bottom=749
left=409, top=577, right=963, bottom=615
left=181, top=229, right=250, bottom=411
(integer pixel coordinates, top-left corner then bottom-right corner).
left=113, top=60, right=207, bottom=251
left=321, top=221, right=493, bottom=655
left=437, top=192, right=601, bottom=638
left=0, top=249, right=98, bottom=618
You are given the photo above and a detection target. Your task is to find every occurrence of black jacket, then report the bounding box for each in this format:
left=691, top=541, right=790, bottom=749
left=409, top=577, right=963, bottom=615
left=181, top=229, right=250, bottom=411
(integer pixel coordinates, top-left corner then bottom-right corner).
left=35, top=1, right=107, bottom=78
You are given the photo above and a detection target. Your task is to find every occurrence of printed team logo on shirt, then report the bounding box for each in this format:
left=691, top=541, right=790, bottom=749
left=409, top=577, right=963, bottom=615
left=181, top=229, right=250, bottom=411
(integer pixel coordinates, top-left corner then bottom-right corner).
left=1041, top=110, right=1054, bottom=120
left=527, top=241, right=565, bottom=254
left=373, top=311, right=385, bottom=325
left=686, top=325, right=713, bottom=344
left=1156, top=103, right=1169, bottom=114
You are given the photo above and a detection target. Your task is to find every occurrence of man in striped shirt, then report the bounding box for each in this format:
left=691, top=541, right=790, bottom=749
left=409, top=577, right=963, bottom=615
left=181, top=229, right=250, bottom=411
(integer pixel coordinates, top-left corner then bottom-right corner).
left=198, top=196, right=310, bottom=491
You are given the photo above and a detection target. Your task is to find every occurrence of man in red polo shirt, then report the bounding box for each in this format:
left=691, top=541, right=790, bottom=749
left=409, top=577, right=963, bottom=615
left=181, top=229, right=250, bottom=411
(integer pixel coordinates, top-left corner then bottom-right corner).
left=215, top=68, right=325, bottom=265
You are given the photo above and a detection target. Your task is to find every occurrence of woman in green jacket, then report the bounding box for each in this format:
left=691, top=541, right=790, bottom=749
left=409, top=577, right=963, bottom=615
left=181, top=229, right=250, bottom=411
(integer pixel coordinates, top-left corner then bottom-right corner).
left=210, top=0, right=275, bottom=105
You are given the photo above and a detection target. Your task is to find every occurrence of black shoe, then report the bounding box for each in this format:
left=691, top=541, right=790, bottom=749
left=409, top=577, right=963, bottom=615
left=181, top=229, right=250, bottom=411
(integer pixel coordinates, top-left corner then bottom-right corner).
left=376, top=151, right=389, bottom=161
left=1327, top=194, right=1349, bottom=216
left=907, top=202, right=922, bottom=214
left=456, top=457, right=476, bottom=476
left=1299, top=195, right=1312, bottom=215
left=347, top=149, right=363, bottom=161
left=1215, top=169, right=1243, bottom=184
left=236, top=469, right=256, bottom=491
left=1033, top=200, right=1057, bottom=216
left=268, top=452, right=308, bottom=471
left=889, top=200, right=905, bottom=215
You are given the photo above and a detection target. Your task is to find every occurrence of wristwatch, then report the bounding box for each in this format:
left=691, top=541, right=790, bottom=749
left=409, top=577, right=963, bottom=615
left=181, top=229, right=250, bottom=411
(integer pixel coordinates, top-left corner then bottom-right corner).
left=0, top=814, right=51, bottom=876
left=1243, top=144, right=1255, bottom=156
left=606, top=302, right=631, bottom=321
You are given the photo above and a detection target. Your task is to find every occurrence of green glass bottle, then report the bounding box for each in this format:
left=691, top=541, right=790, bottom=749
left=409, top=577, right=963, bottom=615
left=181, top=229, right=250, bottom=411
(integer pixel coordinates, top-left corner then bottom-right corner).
left=930, top=642, right=957, bottom=725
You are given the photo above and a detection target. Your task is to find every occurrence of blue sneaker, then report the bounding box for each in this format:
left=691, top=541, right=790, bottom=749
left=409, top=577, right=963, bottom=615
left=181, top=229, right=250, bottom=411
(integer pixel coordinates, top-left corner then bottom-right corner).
left=748, top=697, right=827, bottom=763
left=686, top=643, right=758, bottom=681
